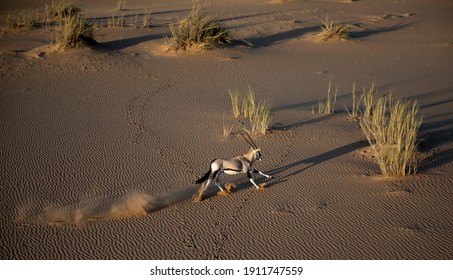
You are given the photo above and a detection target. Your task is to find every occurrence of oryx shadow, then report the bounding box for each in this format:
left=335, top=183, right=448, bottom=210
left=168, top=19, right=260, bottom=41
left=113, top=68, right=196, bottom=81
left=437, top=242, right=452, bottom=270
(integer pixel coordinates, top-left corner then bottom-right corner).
left=268, top=140, right=368, bottom=182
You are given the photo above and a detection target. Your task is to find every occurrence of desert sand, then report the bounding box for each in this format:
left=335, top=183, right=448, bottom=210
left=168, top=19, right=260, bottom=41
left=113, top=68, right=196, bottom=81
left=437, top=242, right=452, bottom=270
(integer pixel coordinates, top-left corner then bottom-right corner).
left=1, top=0, right=452, bottom=259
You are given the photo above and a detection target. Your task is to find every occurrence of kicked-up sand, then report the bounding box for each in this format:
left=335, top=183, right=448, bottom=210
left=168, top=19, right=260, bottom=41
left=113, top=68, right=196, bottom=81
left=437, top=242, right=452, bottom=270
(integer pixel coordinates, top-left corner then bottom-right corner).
left=1, top=0, right=452, bottom=259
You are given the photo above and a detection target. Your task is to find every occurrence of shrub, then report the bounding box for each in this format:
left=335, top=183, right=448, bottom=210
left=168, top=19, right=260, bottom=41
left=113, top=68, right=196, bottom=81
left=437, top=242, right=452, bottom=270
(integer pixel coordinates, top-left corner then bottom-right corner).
left=360, top=94, right=422, bottom=176
left=57, top=13, right=94, bottom=49
left=165, top=6, right=232, bottom=51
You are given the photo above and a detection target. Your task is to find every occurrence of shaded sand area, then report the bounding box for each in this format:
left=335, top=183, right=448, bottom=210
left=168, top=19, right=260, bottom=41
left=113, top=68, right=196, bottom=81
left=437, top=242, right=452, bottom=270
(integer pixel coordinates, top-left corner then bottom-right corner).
left=1, top=0, right=453, bottom=259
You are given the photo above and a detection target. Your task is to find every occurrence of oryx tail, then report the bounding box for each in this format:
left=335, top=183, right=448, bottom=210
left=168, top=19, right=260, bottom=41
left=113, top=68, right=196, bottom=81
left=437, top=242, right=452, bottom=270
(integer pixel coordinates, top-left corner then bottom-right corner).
left=195, top=160, right=215, bottom=184
left=195, top=171, right=210, bottom=184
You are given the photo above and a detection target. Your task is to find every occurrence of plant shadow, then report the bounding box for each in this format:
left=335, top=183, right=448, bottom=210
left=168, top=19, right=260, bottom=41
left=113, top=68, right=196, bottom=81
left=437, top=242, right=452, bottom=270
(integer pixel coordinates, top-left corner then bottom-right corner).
left=350, top=22, right=413, bottom=38
left=244, top=25, right=319, bottom=48
left=101, top=33, right=166, bottom=51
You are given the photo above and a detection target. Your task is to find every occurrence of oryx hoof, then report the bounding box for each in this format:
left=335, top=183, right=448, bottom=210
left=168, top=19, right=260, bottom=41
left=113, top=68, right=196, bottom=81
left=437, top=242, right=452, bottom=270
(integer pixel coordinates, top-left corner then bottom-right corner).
left=256, top=183, right=267, bottom=190
left=217, top=190, right=230, bottom=197
left=193, top=195, right=203, bottom=203
left=225, top=184, right=235, bottom=193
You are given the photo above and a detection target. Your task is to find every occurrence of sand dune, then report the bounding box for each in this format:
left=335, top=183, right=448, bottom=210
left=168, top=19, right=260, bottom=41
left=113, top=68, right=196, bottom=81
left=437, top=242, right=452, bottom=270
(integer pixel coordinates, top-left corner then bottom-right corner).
left=1, top=0, right=452, bottom=259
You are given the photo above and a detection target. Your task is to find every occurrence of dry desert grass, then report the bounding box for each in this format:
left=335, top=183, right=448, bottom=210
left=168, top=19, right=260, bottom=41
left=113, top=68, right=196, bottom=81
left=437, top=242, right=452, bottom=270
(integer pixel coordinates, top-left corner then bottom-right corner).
left=319, top=17, right=350, bottom=42
left=317, top=81, right=338, bottom=114
left=6, top=10, right=37, bottom=30
left=229, top=87, right=271, bottom=136
left=360, top=93, right=422, bottom=176
left=44, top=0, right=81, bottom=22
left=56, top=13, right=94, bottom=49
left=165, top=6, right=233, bottom=51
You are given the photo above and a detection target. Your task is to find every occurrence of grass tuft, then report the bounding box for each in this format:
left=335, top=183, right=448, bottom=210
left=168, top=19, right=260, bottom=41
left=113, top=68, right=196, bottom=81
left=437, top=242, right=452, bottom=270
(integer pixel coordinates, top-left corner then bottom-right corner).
left=361, top=82, right=378, bottom=119
left=56, top=13, right=94, bottom=49
left=249, top=100, right=272, bottom=136
left=318, top=81, right=338, bottom=114
left=107, top=13, right=126, bottom=27
left=242, top=86, right=256, bottom=119
left=143, top=10, right=152, bottom=28
left=165, top=6, right=233, bottom=51
left=6, top=10, right=37, bottom=30
left=222, top=113, right=236, bottom=139
left=319, top=16, right=350, bottom=42
left=345, top=82, right=362, bottom=119
left=45, top=0, right=81, bottom=22
left=360, top=94, right=422, bottom=176
left=228, top=86, right=271, bottom=136
left=116, top=0, right=127, bottom=11
left=229, top=89, right=241, bottom=118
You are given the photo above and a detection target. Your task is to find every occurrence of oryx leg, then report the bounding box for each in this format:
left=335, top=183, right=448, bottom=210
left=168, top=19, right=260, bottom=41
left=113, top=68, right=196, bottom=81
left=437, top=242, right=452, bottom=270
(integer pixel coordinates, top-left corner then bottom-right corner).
left=214, top=171, right=225, bottom=192
left=196, top=171, right=216, bottom=201
left=205, top=170, right=224, bottom=192
left=246, top=171, right=260, bottom=189
left=250, top=168, right=272, bottom=179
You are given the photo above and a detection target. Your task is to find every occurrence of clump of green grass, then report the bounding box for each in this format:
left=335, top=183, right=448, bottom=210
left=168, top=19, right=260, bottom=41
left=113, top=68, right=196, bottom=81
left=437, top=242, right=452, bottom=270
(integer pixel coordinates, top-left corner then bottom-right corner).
left=360, top=94, right=422, bottom=176
left=165, top=6, right=233, bottom=51
left=6, top=10, right=37, bottom=30
left=318, top=81, right=338, bottom=114
left=228, top=87, right=271, bottom=136
left=56, top=13, right=94, bottom=49
left=319, top=16, right=350, bottom=42
left=45, top=0, right=81, bottom=21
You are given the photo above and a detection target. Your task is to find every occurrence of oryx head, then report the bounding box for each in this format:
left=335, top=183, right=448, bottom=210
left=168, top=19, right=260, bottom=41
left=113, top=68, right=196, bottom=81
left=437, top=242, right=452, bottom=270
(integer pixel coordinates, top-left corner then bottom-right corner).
left=241, top=131, right=262, bottom=161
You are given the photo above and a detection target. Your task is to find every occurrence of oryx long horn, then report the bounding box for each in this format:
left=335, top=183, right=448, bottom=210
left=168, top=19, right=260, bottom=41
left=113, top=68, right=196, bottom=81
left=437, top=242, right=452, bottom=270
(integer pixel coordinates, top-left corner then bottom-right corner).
left=240, top=130, right=258, bottom=149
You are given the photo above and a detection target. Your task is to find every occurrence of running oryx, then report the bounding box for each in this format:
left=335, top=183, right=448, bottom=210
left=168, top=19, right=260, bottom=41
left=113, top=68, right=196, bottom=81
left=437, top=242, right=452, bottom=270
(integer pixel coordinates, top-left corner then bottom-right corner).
left=194, top=132, right=272, bottom=202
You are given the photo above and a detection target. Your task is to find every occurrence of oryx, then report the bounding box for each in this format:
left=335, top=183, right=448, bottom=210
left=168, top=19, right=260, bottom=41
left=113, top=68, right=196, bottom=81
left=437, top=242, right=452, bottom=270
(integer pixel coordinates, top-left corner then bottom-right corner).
left=194, top=132, right=272, bottom=201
